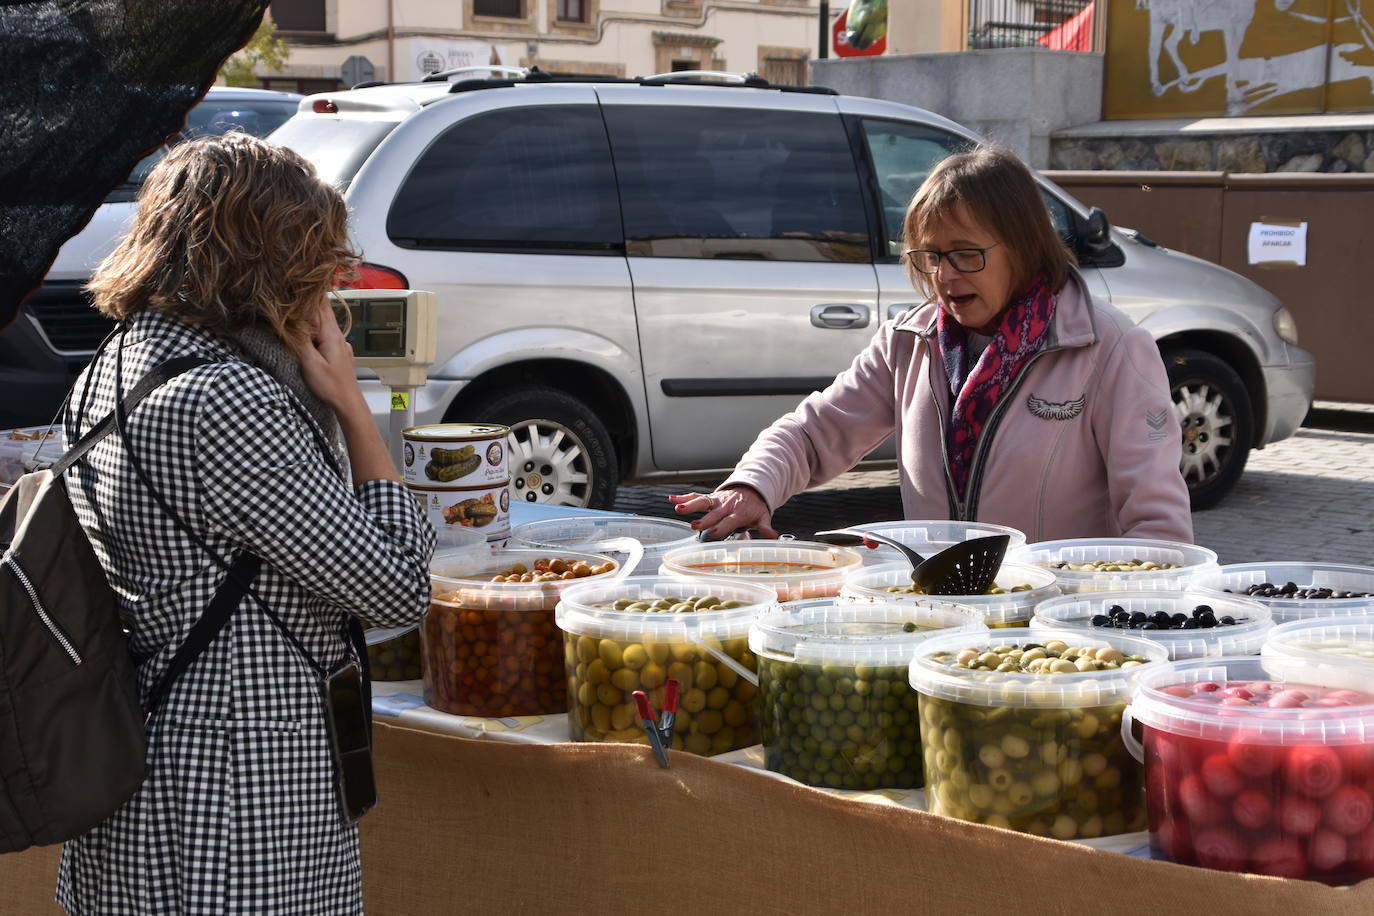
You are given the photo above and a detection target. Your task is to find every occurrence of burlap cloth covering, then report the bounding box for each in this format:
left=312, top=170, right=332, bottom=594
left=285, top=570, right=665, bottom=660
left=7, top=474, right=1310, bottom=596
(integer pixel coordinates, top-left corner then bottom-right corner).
left=5, top=720, right=1373, bottom=913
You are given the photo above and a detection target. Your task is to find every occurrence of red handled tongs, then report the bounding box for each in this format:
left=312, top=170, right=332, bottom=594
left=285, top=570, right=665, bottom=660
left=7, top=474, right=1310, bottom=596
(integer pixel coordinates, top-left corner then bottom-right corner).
left=632, top=678, right=681, bottom=769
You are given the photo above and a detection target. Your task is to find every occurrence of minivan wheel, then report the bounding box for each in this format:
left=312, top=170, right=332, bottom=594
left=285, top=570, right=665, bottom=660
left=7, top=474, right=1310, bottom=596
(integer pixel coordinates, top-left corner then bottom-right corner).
left=1165, top=349, right=1254, bottom=511
left=462, top=386, right=619, bottom=509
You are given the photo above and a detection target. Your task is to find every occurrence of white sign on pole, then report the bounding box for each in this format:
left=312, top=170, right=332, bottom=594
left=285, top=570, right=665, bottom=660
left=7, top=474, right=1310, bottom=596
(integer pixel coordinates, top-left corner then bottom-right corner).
left=1247, top=221, right=1308, bottom=267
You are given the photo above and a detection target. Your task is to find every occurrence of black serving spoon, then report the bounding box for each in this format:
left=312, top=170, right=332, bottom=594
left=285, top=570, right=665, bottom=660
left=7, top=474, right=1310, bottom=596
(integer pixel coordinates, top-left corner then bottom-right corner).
left=813, top=529, right=1011, bottom=596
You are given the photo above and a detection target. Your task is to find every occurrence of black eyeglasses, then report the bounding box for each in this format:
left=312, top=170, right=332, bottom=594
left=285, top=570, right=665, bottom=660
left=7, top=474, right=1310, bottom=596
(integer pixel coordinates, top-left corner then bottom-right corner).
left=903, top=244, right=1000, bottom=274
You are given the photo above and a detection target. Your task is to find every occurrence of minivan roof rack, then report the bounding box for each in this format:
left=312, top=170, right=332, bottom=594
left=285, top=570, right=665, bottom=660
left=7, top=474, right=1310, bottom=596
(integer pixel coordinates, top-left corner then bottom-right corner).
left=422, top=65, right=531, bottom=83
left=441, top=67, right=836, bottom=96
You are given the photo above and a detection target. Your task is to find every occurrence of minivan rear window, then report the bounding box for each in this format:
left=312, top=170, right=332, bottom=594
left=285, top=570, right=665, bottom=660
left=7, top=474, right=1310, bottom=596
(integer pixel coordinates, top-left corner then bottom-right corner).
left=271, top=117, right=397, bottom=190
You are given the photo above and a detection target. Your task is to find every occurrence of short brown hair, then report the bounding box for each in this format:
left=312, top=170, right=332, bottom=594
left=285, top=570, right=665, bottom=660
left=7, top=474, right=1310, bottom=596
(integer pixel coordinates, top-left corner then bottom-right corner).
left=88, top=132, right=358, bottom=353
left=902, top=145, right=1074, bottom=299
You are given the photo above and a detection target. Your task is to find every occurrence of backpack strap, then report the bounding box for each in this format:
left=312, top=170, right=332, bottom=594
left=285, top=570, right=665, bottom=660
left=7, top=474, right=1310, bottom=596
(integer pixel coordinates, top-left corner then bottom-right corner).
left=142, top=552, right=263, bottom=723
left=51, top=355, right=215, bottom=477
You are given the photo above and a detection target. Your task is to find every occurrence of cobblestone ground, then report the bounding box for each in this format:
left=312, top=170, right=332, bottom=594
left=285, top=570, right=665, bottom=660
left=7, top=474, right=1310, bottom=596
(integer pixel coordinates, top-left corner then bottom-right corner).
left=613, top=402, right=1374, bottom=566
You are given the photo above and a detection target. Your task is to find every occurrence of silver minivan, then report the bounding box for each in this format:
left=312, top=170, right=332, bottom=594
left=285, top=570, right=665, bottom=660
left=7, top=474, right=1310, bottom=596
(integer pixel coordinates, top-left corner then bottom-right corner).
left=271, top=71, right=1314, bottom=510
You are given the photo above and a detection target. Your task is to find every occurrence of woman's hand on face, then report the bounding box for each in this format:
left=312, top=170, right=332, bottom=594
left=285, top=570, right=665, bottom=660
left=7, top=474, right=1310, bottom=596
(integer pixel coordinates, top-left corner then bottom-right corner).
left=669, top=486, right=778, bottom=539
left=298, top=297, right=365, bottom=414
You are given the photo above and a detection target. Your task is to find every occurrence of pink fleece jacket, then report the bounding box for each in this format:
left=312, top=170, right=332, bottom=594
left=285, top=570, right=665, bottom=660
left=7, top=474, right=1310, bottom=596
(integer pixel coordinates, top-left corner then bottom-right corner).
left=722, top=269, right=1194, bottom=543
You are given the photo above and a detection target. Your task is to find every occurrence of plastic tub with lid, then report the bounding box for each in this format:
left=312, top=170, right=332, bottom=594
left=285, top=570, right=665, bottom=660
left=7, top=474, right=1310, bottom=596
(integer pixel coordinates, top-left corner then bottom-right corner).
left=510, top=514, right=696, bottom=576
left=837, top=519, right=1027, bottom=567
left=659, top=539, right=863, bottom=602
left=841, top=561, right=1059, bottom=629
left=1012, top=538, right=1218, bottom=593
left=750, top=599, right=985, bottom=789
left=1262, top=613, right=1374, bottom=665
left=1032, top=591, right=1273, bottom=660
left=909, top=626, right=1167, bottom=838
left=1123, top=655, right=1374, bottom=885
left=424, top=546, right=637, bottom=717
left=1195, top=562, right=1374, bottom=624
left=556, top=576, right=778, bottom=756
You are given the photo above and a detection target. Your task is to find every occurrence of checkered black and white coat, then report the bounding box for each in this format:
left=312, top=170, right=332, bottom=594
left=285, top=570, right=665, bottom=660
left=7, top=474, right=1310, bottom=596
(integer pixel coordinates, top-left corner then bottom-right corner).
left=54, top=312, right=435, bottom=915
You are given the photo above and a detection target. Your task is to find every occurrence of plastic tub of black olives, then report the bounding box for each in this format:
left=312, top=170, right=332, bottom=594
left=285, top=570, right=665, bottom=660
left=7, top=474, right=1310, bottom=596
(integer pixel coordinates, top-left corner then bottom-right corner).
left=1031, top=591, right=1272, bottom=660
left=908, top=626, right=1168, bottom=840
left=1193, top=561, right=1374, bottom=624
left=840, top=561, right=1060, bottom=629
left=749, top=599, right=985, bottom=790
left=1261, top=612, right=1374, bottom=665
left=1011, top=538, right=1219, bottom=594
left=555, top=576, right=779, bottom=756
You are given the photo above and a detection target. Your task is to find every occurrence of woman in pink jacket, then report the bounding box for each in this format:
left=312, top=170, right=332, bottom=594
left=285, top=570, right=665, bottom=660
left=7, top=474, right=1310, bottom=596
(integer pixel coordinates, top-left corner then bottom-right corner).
left=671, top=146, right=1193, bottom=544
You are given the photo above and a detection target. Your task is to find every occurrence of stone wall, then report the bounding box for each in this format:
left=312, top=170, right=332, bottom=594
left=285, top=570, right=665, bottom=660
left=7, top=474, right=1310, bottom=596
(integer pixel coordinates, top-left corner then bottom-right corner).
left=1050, top=130, right=1374, bottom=173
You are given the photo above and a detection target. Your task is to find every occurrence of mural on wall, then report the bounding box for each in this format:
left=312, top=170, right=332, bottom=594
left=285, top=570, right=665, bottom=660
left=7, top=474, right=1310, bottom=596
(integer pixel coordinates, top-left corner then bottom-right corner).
left=1106, top=0, right=1374, bottom=118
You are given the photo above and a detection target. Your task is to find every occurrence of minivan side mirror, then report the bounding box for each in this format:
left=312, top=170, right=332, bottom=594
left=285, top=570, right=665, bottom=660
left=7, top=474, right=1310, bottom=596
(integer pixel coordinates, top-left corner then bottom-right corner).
left=1072, top=206, right=1125, bottom=268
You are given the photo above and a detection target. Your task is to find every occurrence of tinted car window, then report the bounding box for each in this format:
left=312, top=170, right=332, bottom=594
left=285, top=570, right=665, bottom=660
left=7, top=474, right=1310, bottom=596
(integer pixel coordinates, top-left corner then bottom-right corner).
left=859, top=119, right=967, bottom=257
left=387, top=105, right=621, bottom=251
left=602, top=106, right=869, bottom=263
left=272, top=117, right=397, bottom=190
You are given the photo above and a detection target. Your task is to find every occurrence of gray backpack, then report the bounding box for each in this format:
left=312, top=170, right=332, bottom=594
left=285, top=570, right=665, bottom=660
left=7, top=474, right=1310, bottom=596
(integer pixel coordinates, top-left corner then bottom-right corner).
left=0, top=355, right=254, bottom=853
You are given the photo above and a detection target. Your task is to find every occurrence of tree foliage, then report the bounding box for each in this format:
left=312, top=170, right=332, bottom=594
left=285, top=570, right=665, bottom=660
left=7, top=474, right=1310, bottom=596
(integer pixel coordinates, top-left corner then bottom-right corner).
left=219, top=13, right=288, bottom=87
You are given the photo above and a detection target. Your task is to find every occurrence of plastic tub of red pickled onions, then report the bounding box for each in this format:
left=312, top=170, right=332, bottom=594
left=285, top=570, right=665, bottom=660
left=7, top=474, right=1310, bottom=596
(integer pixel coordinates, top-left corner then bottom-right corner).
left=1122, top=655, right=1374, bottom=885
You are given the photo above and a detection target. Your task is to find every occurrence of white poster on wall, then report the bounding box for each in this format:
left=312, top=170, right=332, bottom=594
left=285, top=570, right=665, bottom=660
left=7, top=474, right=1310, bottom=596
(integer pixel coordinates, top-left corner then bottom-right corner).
left=402, top=38, right=508, bottom=82
left=1247, top=221, right=1308, bottom=267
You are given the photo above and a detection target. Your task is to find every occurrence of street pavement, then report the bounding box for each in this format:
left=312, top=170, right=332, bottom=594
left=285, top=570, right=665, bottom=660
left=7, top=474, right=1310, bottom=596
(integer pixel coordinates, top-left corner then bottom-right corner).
left=612, top=401, right=1374, bottom=566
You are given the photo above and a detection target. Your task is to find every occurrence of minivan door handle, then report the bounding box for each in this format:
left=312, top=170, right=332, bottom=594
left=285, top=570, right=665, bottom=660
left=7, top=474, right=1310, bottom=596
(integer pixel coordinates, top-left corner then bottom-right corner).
left=810, top=303, right=871, bottom=329
left=887, top=303, right=921, bottom=320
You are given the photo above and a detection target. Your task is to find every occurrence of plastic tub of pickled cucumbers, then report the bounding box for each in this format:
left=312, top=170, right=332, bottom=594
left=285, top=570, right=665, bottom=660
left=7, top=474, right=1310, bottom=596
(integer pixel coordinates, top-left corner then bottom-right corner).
left=750, top=599, right=985, bottom=790
left=555, top=576, right=779, bottom=756
left=909, top=626, right=1168, bottom=839
left=840, top=561, right=1059, bottom=629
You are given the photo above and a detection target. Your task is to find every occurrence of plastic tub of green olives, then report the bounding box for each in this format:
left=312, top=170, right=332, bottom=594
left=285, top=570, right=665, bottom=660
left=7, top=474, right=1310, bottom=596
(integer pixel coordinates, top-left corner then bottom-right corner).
left=908, top=626, right=1168, bottom=839
left=555, top=576, right=779, bottom=756
left=1032, top=591, right=1273, bottom=660
left=840, top=561, right=1060, bottom=629
left=1010, top=538, right=1219, bottom=594
left=750, top=599, right=985, bottom=790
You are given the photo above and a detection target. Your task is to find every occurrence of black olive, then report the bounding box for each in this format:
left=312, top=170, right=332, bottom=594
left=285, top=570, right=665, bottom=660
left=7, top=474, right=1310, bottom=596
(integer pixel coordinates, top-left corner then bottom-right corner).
left=1090, top=615, right=1111, bottom=627
left=1219, top=615, right=1236, bottom=626
left=1198, top=613, right=1217, bottom=628
left=1141, top=622, right=1160, bottom=630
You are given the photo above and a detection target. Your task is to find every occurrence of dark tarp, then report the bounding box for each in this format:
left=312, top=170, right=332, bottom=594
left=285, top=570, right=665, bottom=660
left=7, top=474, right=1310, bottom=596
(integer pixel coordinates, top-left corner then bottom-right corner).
left=0, top=0, right=270, bottom=332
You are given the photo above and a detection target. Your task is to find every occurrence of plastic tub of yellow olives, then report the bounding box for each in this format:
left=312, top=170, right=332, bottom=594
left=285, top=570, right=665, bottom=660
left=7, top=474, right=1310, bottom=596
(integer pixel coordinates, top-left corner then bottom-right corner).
left=1011, top=538, right=1218, bottom=594
left=750, top=599, right=985, bottom=790
left=837, top=519, right=1028, bottom=567
left=839, top=561, right=1060, bottom=629
left=908, top=626, right=1168, bottom=839
left=555, top=576, right=779, bottom=756
left=659, top=540, right=863, bottom=603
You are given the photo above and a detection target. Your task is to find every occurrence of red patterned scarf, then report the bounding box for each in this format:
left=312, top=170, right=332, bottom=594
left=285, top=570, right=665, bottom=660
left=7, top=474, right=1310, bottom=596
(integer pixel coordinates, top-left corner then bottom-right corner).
left=938, top=275, right=1057, bottom=499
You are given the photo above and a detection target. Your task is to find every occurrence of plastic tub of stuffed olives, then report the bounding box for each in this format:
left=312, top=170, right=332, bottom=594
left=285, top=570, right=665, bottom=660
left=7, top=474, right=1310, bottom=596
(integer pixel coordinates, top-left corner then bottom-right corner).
left=659, top=540, right=863, bottom=602
left=908, top=626, right=1168, bottom=839
left=555, top=576, right=779, bottom=756
left=840, top=561, right=1060, bottom=629
left=750, top=599, right=985, bottom=790
left=1012, top=538, right=1219, bottom=594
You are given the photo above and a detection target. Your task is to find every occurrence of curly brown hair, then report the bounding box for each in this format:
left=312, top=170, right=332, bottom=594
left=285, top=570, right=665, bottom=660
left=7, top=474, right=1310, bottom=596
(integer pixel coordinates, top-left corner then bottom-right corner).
left=902, top=145, right=1074, bottom=302
left=88, top=132, right=358, bottom=353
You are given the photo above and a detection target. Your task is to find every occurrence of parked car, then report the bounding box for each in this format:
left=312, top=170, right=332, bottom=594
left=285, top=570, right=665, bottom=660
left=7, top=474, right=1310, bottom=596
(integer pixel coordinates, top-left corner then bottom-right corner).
left=0, top=87, right=303, bottom=430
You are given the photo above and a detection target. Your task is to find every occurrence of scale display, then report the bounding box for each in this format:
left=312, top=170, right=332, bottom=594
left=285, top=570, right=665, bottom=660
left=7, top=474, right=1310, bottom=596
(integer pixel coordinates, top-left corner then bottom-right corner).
left=345, top=297, right=408, bottom=358
left=330, top=288, right=437, bottom=389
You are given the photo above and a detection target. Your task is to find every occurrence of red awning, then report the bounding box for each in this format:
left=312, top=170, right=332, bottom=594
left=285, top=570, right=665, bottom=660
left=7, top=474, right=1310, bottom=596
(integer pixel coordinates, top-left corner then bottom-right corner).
left=1037, top=2, right=1093, bottom=52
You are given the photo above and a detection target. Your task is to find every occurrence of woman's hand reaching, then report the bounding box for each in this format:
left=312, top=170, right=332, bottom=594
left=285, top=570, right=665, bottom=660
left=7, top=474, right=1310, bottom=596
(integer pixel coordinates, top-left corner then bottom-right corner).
left=669, top=486, right=777, bottom=539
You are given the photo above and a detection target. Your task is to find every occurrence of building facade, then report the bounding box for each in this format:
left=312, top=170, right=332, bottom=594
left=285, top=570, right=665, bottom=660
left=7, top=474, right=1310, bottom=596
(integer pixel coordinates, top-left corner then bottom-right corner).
left=258, top=0, right=820, bottom=90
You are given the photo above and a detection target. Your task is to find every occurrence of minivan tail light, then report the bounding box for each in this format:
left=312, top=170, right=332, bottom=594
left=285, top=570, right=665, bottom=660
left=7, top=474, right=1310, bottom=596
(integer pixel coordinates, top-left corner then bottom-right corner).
left=312, top=99, right=339, bottom=114
left=336, top=263, right=409, bottom=290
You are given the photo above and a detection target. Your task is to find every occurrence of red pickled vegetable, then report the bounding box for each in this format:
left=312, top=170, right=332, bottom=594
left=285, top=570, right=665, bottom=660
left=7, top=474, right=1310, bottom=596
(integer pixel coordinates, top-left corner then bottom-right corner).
left=1231, top=789, right=1273, bottom=831
left=1152, top=816, right=1193, bottom=861
left=1337, top=743, right=1374, bottom=779
left=1352, top=830, right=1374, bottom=873
left=1227, top=735, right=1282, bottom=778
left=1277, top=796, right=1322, bottom=836
left=1179, top=773, right=1225, bottom=826
left=1284, top=745, right=1345, bottom=799
left=1250, top=836, right=1308, bottom=879
left=1322, top=784, right=1374, bottom=836
left=1193, top=827, right=1247, bottom=871
left=1200, top=754, right=1244, bottom=798
left=1308, top=829, right=1350, bottom=872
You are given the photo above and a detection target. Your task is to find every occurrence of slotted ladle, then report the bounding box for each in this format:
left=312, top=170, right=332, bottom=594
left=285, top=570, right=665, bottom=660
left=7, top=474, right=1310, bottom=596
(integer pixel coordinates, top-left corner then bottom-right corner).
left=813, top=529, right=1010, bottom=596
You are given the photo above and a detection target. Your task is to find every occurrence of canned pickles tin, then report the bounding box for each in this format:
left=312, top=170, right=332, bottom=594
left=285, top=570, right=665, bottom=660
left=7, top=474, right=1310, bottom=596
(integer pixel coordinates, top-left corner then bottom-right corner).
left=411, top=481, right=512, bottom=541
left=402, top=423, right=509, bottom=489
